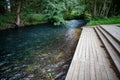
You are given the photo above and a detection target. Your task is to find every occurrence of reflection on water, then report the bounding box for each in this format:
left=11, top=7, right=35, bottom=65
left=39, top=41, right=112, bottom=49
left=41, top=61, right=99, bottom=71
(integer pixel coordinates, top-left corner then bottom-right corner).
left=0, top=21, right=82, bottom=80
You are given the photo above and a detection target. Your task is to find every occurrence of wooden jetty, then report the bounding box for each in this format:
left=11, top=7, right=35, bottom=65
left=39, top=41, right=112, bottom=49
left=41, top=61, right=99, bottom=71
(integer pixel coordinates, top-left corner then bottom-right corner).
left=65, top=25, right=120, bottom=80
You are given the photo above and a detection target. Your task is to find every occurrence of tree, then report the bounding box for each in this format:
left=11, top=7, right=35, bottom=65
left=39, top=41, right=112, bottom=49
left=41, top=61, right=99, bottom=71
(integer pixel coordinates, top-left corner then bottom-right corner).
left=1, top=0, right=120, bottom=28
left=14, top=1, right=21, bottom=27
left=0, top=0, right=6, bottom=14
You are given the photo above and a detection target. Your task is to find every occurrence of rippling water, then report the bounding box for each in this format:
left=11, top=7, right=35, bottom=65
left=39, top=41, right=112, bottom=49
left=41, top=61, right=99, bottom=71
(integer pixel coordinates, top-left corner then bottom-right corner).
left=0, top=20, right=84, bottom=80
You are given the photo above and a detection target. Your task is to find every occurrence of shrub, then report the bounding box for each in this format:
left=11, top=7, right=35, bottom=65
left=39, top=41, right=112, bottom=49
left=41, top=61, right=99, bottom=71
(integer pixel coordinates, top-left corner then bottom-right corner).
left=23, top=14, right=45, bottom=24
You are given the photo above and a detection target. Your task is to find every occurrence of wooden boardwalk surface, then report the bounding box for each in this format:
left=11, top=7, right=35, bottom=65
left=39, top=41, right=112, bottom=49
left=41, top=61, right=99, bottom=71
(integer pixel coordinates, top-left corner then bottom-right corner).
left=65, top=27, right=119, bottom=80
left=100, top=25, right=120, bottom=43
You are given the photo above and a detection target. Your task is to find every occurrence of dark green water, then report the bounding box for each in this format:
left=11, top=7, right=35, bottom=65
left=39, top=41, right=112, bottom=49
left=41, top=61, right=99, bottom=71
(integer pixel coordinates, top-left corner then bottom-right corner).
left=0, top=20, right=82, bottom=80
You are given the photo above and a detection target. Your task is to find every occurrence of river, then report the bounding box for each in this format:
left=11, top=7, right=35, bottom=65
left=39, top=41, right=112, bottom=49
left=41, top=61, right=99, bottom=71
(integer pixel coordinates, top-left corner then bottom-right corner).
left=0, top=20, right=87, bottom=80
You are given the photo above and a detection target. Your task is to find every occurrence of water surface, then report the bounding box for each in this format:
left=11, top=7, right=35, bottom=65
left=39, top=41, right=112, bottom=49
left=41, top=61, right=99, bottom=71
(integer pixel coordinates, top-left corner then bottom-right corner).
left=0, top=21, right=82, bottom=80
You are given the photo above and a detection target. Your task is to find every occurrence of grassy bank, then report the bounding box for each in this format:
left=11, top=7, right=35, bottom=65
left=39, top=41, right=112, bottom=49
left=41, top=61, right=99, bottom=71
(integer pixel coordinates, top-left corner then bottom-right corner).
left=87, top=16, right=120, bottom=26
left=0, top=13, right=47, bottom=30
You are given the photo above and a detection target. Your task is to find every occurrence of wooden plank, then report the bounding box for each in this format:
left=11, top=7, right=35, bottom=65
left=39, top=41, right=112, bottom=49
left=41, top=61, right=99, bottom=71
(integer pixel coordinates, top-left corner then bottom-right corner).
left=66, top=35, right=83, bottom=80
left=95, top=63, right=102, bottom=80
left=93, top=30, right=108, bottom=80
left=94, top=27, right=120, bottom=75
left=80, top=28, right=87, bottom=62
left=91, top=29, right=102, bottom=80
left=98, top=26, right=120, bottom=55
left=90, top=63, right=96, bottom=80
left=89, top=29, right=97, bottom=80
left=85, top=62, right=90, bottom=80
left=78, top=61, right=85, bottom=80
left=84, top=28, right=91, bottom=80
left=96, top=30, right=119, bottom=80
left=101, top=49, right=119, bottom=80
left=65, top=61, right=75, bottom=80
left=72, top=28, right=84, bottom=61
left=66, top=27, right=119, bottom=80
left=102, top=49, right=119, bottom=80
left=100, top=25, right=120, bottom=43
left=66, top=28, right=86, bottom=80
left=71, top=60, right=80, bottom=80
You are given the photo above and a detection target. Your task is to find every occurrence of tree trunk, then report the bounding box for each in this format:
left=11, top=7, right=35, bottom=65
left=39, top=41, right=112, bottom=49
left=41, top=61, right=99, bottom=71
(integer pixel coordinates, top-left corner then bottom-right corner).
left=101, top=0, right=107, bottom=16
left=0, top=5, right=6, bottom=14
left=14, top=1, right=21, bottom=27
left=97, top=3, right=103, bottom=16
left=93, top=0, right=96, bottom=17
left=106, top=0, right=112, bottom=16
left=0, top=0, right=6, bottom=14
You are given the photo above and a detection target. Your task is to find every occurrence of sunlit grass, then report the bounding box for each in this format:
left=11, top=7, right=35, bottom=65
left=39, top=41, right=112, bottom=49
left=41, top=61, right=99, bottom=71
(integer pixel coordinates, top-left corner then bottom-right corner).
left=87, top=16, right=120, bottom=26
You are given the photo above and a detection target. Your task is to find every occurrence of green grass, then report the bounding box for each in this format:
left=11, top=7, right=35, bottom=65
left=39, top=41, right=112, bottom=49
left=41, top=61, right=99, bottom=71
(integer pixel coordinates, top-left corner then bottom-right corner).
left=87, top=16, right=120, bottom=26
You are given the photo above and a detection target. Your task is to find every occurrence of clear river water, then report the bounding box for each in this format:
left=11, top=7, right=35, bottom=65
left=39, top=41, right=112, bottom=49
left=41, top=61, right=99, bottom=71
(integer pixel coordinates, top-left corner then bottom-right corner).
left=0, top=20, right=87, bottom=80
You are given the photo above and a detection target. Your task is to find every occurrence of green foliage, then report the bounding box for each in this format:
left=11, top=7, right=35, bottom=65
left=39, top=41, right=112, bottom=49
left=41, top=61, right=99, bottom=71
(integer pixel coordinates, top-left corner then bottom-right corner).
left=53, top=14, right=65, bottom=25
left=43, top=0, right=66, bottom=25
left=0, top=0, right=85, bottom=28
left=64, top=0, right=85, bottom=19
left=84, top=12, right=92, bottom=19
left=87, top=16, right=120, bottom=26
left=0, top=14, right=14, bottom=29
left=41, top=0, right=86, bottom=25
left=22, top=14, right=46, bottom=24
left=0, top=0, right=120, bottom=29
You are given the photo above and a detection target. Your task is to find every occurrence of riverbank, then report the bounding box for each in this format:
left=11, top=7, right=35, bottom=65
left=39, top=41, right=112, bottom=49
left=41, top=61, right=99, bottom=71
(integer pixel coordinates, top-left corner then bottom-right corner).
left=1, top=14, right=120, bottom=30
left=0, top=14, right=87, bottom=31
left=0, top=14, right=48, bottom=30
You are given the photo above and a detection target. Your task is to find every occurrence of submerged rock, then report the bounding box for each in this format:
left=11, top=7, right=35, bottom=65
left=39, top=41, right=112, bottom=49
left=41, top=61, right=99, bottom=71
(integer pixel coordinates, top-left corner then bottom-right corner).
left=14, top=64, right=28, bottom=70
left=9, top=73, right=21, bottom=80
left=55, top=72, right=65, bottom=79
left=1, top=78, right=7, bottom=80
left=21, top=78, right=30, bottom=80
left=0, top=62, right=8, bottom=67
left=9, top=72, right=26, bottom=80
left=61, top=75, right=66, bottom=80
left=28, top=74, right=34, bottom=78
left=62, top=64, right=69, bottom=70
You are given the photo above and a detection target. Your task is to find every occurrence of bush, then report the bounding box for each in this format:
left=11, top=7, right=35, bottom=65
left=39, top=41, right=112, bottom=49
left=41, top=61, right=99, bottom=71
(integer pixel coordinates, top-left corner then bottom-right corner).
left=84, top=12, right=92, bottom=19
left=23, top=14, right=46, bottom=24
left=0, top=14, right=14, bottom=29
